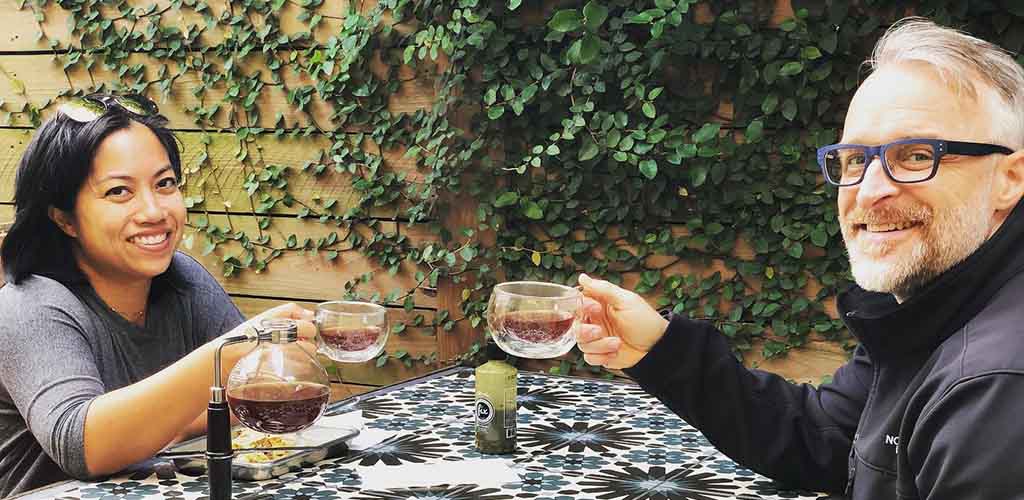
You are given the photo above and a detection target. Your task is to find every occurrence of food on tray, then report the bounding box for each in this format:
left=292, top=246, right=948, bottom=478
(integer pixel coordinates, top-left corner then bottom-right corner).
left=232, top=428, right=296, bottom=463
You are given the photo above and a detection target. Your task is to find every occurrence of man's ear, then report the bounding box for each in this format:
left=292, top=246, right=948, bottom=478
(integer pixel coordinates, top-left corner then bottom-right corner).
left=992, top=150, right=1024, bottom=211
left=48, top=207, right=78, bottom=238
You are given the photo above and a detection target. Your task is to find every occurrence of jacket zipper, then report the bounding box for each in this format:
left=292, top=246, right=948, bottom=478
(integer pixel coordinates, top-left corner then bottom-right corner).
left=845, top=432, right=858, bottom=495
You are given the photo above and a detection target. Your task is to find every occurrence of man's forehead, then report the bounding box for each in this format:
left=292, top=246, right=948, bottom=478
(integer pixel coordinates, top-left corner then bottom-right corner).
left=841, top=64, right=984, bottom=143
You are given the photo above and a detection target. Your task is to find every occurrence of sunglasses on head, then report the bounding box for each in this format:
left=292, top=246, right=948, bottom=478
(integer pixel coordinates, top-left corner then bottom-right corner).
left=57, top=93, right=160, bottom=123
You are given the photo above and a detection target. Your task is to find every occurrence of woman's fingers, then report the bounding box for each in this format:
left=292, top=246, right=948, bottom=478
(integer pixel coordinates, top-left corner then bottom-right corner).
left=294, top=319, right=318, bottom=341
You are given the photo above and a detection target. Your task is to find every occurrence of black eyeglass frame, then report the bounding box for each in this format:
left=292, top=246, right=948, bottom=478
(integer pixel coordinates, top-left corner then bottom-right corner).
left=816, top=138, right=1015, bottom=187
left=56, top=93, right=160, bottom=123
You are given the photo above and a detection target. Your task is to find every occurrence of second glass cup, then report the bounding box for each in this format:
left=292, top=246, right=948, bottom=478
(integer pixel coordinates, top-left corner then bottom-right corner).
left=486, top=281, right=582, bottom=359
left=315, top=301, right=390, bottom=363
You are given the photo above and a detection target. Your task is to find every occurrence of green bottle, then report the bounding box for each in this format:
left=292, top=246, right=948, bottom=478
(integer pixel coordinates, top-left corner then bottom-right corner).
left=475, top=342, right=517, bottom=454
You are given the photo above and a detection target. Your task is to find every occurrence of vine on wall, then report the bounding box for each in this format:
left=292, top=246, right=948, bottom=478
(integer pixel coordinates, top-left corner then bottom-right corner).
left=11, top=0, right=1024, bottom=372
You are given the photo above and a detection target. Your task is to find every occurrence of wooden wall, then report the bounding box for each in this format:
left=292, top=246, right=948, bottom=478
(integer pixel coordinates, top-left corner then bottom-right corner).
left=0, top=0, right=846, bottom=387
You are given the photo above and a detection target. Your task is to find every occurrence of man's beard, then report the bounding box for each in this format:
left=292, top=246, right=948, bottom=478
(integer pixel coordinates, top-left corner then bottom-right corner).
left=840, top=187, right=993, bottom=300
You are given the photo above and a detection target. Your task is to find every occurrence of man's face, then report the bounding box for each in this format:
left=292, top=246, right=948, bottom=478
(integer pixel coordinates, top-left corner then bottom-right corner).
left=838, top=62, right=1002, bottom=299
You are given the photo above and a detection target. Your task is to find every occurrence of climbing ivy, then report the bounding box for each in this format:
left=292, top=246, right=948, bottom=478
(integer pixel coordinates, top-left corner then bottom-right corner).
left=11, top=0, right=1024, bottom=371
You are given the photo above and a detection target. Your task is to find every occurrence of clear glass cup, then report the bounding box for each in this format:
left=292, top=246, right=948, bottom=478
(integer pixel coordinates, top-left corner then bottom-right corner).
left=486, top=281, right=582, bottom=359
left=315, top=301, right=390, bottom=363
left=314, top=301, right=390, bottom=410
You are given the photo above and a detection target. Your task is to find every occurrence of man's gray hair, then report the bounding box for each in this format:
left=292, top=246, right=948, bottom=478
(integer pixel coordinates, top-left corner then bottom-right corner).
left=869, top=17, right=1024, bottom=149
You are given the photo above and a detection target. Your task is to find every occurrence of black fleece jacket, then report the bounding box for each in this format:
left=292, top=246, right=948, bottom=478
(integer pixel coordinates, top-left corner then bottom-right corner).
left=626, top=202, right=1024, bottom=499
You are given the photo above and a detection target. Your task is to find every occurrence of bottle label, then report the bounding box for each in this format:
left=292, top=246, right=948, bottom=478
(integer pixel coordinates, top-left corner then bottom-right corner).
left=475, top=398, right=495, bottom=425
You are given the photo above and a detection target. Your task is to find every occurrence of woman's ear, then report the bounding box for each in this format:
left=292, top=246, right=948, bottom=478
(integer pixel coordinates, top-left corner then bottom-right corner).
left=48, top=207, right=78, bottom=238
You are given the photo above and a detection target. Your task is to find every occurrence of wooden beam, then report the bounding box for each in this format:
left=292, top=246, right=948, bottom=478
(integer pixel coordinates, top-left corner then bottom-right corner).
left=0, top=0, right=397, bottom=52
left=0, top=128, right=422, bottom=218
left=183, top=215, right=437, bottom=308
left=0, top=52, right=432, bottom=129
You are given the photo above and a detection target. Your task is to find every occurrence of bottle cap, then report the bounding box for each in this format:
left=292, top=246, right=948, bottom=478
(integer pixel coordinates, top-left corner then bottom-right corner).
left=485, top=340, right=508, bottom=361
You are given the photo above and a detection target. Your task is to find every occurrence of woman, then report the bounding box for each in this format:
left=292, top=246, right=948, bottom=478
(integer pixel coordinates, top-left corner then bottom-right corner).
left=0, top=94, right=314, bottom=497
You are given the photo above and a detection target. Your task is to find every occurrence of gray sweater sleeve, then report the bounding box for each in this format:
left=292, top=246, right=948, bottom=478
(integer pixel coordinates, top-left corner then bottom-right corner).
left=0, top=277, right=101, bottom=479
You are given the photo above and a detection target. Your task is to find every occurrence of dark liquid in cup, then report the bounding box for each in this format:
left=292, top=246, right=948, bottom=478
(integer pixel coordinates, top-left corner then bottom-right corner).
left=498, top=310, right=574, bottom=343
left=321, top=326, right=382, bottom=352
left=227, top=382, right=329, bottom=434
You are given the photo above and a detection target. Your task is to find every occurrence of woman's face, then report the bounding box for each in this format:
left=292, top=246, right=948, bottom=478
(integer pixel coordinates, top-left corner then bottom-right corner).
left=52, top=121, right=185, bottom=286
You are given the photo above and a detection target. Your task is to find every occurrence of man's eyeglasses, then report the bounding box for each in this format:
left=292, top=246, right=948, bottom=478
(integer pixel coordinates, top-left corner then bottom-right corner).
left=816, top=138, right=1014, bottom=187
left=56, top=93, right=159, bottom=123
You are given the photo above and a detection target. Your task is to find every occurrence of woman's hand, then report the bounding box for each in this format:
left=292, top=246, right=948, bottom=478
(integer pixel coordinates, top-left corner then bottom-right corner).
left=575, top=274, right=669, bottom=369
left=220, top=302, right=318, bottom=365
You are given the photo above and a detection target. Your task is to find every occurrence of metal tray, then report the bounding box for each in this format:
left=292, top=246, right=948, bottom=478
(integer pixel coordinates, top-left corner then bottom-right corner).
left=167, top=423, right=359, bottom=481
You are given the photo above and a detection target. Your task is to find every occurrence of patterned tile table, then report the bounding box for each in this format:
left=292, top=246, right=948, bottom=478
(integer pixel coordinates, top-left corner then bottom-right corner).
left=16, top=368, right=838, bottom=500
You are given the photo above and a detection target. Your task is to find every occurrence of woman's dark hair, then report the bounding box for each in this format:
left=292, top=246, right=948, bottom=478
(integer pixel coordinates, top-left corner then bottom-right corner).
left=1, top=108, right=181, bottom=284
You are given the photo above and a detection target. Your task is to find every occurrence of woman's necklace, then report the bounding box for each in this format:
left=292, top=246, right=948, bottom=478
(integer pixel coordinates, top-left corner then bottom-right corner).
left=112, top=305, right=146, bottom=323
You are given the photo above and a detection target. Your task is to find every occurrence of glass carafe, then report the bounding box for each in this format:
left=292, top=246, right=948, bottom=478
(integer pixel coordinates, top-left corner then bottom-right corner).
left=225, top=318, right=330, bottom=434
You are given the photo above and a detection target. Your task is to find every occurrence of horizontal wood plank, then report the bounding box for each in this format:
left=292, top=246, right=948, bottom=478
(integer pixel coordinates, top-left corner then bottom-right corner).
left=0, top=128, right=421, bottom=218
left=0, top=52, right=432, bottom=129
left=0, top=0, right=395, bottom=52
left=746, top=339, right=847, bottom=385
left=233, top=296, right=440, bottom=387
left=183, top=214, right=437, bottom=307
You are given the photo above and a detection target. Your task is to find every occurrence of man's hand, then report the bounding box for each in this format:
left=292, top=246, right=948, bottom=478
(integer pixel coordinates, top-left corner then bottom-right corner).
left=575, top=274, right=669, bottom=369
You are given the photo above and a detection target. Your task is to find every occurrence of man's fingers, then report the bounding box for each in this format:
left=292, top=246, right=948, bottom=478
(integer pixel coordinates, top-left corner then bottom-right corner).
left=583, top=352, right=613, bottom=367
left=577, top=336, right=621, bottom=354
left=582, top=297, right=606, bottom=322
left=579, top=274, right=628, bottom=307
left=575, top=323, right=607, bottom=344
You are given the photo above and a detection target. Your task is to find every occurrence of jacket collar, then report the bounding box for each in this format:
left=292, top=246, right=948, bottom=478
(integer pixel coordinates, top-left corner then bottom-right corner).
left=837, top=201, right=1024, bottom=360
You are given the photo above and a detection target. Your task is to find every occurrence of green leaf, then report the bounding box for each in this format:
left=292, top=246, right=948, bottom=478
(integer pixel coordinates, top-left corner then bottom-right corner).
left=639, top=159, right=658, bottom=179
left=583, top=1, right=609, bottom=30
left=577, top=33, right=601, bottom=64
left=522, top=201, right=544, bottom=219
left=692, top=123, right=721, bottom=143
left=494, top=191, right=519, bottom=207
left=615, top=112, right=628, bottom=128
left=550, top=223, right=571, bottom=237
left=549, top=9, right=583, bottom=32
left=579, top=137, right=600, bottom=161
left=788, top=242, right=804, bottom=259
left=762, top=94, right=779, bottom=114
left=782, top=98, right=798, bottom=121
left=487, top=106, right=505, bottom=119
left=642, top=102, right=656, bottom=118
left=375, top=354, right=388, bottom=368
left=508, top=0, right=522, bottom=10
left=779, top=61, right=804, bottom=77
left=801, top=46, right=822, bottom=60
left=690, top=165, right=708, bottom=187
left=745, top=119, right=764, bottom=142
left=811, top=227, right=829, bottom=247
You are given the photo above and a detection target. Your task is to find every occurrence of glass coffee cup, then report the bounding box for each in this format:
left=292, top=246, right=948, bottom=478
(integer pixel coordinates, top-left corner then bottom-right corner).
left=315, top=301, right=390, bottom=363
left=486, top=281, right=582, bottom=359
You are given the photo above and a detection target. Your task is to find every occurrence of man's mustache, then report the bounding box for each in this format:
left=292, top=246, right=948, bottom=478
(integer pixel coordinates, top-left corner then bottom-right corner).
left=844, top=204, right=932, bottom=226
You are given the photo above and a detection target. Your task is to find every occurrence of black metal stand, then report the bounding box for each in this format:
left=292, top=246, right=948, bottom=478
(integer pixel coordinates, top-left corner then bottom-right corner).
left=206, top=400, right=233, bottom=500
left=206, top=334, right=251, bottom=500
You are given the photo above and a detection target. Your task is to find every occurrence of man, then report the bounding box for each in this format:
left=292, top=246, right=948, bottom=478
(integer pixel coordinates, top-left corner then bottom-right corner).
left=576, top=18, right=1024, bottom=499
